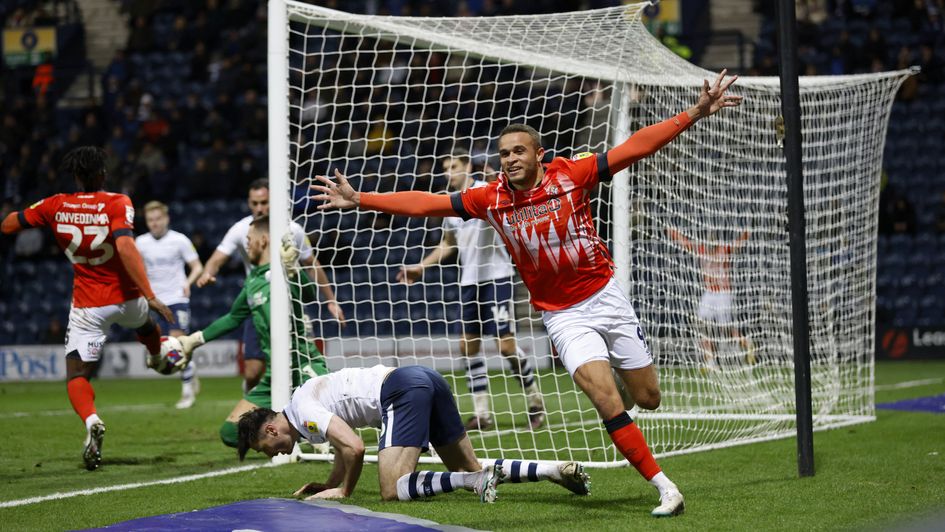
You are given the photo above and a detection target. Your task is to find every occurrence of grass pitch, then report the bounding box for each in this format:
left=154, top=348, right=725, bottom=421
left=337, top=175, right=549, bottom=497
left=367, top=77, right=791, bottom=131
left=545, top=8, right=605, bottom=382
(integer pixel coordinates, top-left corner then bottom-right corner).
left=1, top=361, right=943, bottom=531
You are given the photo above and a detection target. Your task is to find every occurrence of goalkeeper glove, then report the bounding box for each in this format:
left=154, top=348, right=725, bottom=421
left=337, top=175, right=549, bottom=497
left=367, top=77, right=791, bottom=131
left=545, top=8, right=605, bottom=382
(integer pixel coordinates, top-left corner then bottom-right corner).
left=281, top=234, right=300, bottom=278
left=175, top=330, right=206, bottom=369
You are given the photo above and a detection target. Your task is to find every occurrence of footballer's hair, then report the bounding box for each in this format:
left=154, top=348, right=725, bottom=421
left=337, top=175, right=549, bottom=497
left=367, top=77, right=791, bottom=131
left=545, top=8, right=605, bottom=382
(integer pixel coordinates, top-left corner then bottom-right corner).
left=249, top=214, right=269, bottom=233
left=143, top=200, right=168, bottom=215
left=444, top=148, right=471, bottom=165
left=62, top=146, right=108, bottom=191
left=237, top=407, right=278, bottom=461
left=249, top=178, right=269, bottom=192
left=498, top=124, right=542, bottom=149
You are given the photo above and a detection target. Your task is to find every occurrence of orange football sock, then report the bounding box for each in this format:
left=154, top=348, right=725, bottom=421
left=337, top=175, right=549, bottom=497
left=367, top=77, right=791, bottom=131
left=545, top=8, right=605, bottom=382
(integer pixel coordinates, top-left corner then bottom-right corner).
left=67, top=377, right=96, bottom=422
left=605, top=412, right=661, bottom=480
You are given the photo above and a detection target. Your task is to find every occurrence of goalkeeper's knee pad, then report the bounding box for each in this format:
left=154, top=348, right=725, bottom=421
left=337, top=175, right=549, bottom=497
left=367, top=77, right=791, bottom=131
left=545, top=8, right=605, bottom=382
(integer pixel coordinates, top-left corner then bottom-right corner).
left=220, top=421, right=238, bottom=448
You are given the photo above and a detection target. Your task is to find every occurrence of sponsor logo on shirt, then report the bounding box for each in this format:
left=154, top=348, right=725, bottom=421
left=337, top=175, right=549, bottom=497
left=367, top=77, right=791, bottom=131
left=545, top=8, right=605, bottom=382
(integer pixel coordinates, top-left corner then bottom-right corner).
left=305, top=421, right=318, bottom=434
left=506, top=198, right=562, bottom=227
left=545, top=184, right=559, bottom=195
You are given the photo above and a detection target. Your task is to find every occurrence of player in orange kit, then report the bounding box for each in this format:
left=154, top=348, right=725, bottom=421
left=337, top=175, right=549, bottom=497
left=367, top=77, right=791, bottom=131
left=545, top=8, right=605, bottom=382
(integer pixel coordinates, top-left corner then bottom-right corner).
left=1, top=146, right=174, bottom=471
left=313, top=70, right=743, bottom=517
left=667, top=227, right=756, bottom=371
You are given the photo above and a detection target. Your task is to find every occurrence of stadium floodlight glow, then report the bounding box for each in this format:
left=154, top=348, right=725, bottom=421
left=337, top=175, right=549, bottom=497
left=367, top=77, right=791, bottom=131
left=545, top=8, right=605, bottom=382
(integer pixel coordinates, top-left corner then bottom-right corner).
left=268, top=0, right=912, bottom=466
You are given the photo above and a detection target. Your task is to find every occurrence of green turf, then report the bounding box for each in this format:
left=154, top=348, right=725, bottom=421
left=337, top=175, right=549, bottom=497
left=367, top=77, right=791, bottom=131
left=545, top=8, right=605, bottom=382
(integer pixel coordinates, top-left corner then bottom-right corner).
left=1, top=362, right=944, bottom=531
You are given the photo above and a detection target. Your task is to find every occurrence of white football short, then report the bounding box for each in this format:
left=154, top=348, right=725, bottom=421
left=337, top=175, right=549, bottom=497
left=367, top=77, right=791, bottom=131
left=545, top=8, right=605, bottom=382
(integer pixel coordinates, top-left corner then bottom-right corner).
left=542, top=277, right=653, bottom=377
left=697, top=290, right=733, bottom=326
left=66, top=297, right=149, bottom=362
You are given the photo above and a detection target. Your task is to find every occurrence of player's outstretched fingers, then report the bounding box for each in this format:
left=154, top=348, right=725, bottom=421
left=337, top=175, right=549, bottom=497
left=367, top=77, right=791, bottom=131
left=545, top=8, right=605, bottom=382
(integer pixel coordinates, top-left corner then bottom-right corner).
left=714, top=68, right=727, bottom=89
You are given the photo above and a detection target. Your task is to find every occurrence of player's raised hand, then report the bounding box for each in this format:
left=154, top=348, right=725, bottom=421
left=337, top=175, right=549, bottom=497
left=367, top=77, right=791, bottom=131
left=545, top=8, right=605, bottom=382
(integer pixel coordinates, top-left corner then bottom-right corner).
left=692, top=68, right=743, bottom=120
left=396, top=265, right=424, bottom=285
left=311, top=169, right=359, bottom=210
left=280, top=234, right=300, bottom=277
left=148, top=297, right=175, bottom=324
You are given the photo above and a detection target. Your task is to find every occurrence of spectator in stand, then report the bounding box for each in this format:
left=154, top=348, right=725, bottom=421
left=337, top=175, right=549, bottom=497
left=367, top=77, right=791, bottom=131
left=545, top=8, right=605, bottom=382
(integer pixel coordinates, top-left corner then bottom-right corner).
left=917, top=43, right=944, bottom=85
left=934, top=192, right=945, bottom=234
left=127, top=15, right=154, bottom=53
left=891, top=196, right=917, bottom=235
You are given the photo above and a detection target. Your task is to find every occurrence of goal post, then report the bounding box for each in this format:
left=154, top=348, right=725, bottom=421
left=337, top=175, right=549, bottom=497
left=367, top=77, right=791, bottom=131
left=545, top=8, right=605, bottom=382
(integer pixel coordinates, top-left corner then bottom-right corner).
left=268, top=0, right=913, bottom=465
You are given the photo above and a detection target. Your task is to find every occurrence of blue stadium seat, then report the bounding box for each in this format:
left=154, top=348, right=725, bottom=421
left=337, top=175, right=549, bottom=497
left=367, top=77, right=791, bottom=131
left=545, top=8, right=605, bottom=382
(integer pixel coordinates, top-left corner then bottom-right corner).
left=0, top=320, right=16, bottom=344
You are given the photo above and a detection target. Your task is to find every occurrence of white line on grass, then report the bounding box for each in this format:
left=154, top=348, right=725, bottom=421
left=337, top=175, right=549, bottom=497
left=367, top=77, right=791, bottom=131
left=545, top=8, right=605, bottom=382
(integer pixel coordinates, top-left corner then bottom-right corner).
left=0, top=400, right=235, bottom=419
left=875, top=378, right=944, bottom=391
left=0, top=463, right=270, bottom=509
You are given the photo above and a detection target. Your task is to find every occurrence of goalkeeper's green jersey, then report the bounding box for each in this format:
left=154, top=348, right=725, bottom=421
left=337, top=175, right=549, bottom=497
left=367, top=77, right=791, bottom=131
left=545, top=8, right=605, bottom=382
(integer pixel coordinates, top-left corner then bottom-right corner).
left=201, top=263, right=326, bottom=383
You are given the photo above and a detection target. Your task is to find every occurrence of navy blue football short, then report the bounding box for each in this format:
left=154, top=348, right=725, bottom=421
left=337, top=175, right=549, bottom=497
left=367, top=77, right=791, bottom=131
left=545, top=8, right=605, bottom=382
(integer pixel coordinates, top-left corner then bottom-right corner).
left=378, top=366, right=465, bottom=452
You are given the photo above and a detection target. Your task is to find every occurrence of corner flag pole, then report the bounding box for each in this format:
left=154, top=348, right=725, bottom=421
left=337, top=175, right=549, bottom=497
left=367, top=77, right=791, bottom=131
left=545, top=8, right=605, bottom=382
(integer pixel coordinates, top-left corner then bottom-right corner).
left=777, top=0, right=815, bottom=477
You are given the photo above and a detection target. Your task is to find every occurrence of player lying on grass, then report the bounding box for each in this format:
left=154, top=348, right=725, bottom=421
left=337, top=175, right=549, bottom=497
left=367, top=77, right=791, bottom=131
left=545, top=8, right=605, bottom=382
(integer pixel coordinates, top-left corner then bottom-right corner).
left=312, top=69, right=744, bottom=516
left=1, top=146, right=175, bottom=471
left=237, top=364, right=590, bottom=503
left=172, top=215, right=328, bottom=447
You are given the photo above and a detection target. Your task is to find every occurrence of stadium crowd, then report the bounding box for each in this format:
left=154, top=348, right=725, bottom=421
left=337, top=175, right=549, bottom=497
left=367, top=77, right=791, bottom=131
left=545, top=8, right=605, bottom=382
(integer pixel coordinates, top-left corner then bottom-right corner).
left=1, top=0, right=944, bottom=344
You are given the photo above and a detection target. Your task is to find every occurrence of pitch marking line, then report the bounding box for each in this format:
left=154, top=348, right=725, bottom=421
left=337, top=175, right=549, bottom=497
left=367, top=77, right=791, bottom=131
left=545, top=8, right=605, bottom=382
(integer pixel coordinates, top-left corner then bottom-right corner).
left=0, top=463, right=270, bottom=509
left=0, top=400, right=235, bottom=419
left=875, top=378, right=944, bottom=391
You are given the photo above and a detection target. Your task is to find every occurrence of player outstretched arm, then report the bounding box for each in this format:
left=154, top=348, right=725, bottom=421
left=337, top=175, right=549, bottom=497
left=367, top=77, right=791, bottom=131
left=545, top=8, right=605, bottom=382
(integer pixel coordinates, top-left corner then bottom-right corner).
left=312, top=169, right=459, bottom=217
left=304, top=258, right=346, bottom=326
left=1, top=210, right=27, bottom=234
left=184, top=257, right=204, bottom=297
left=606, top=69, right=742, bottom=176
left=733, top=229, right=751, bottom=251
left=397, top=230, right=457, bottom=284
left=175, top=284, right=251, bottom=367
left=114, top=233, right=174, bottom=323
left=299, top=417, right=366, bottom=499
left=196, top=249, right=229, bottom=287
left=666, top=227, right=695, bottom=252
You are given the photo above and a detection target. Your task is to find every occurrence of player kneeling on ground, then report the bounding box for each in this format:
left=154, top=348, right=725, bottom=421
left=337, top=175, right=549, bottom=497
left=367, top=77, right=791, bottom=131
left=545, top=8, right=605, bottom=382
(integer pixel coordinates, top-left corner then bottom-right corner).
left=237, top=365, right=590, bottom=503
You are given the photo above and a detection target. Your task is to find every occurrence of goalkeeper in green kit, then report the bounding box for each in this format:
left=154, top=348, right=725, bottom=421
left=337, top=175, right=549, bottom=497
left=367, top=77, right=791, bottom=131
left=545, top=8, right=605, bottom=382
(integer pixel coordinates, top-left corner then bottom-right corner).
left=174, top=215, right=328, bottom=447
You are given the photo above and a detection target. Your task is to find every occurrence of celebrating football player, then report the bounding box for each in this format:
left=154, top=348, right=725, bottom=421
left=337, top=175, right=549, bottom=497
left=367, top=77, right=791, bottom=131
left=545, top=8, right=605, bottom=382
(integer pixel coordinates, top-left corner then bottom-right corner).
left=312, top=69, right=743, bottom=517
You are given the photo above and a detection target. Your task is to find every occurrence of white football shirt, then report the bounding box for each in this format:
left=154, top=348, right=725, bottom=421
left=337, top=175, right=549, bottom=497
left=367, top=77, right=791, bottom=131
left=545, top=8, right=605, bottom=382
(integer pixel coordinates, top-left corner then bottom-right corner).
left=136, top=229, right=199, bottom=306
left=216, top=215, right=313, bottom=275
left=442, top=180, right=514, bottom=286
left=284, top=365, right=395, bottom=443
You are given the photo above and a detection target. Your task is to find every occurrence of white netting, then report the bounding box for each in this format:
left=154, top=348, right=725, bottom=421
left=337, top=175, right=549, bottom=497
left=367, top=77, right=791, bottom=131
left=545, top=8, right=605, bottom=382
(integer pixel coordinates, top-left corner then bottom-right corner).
left=272, top=0, right=910, bottom=465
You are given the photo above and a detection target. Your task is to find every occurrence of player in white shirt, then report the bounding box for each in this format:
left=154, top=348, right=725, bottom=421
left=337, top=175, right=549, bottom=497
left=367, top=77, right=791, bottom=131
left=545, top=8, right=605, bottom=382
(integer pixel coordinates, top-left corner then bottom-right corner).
left=136, top=201, right=204, bottom=408
left=397, top=151, right=545, bottom=431
left=237, top=365, right=589, bottom=502
left=195, top=179, right=344, bottom=390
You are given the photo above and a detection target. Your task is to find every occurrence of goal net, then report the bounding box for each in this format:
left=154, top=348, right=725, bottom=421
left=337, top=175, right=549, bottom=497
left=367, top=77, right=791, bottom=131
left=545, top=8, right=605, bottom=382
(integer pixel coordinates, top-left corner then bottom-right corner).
left=268, top=0, right=911, bottom=465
